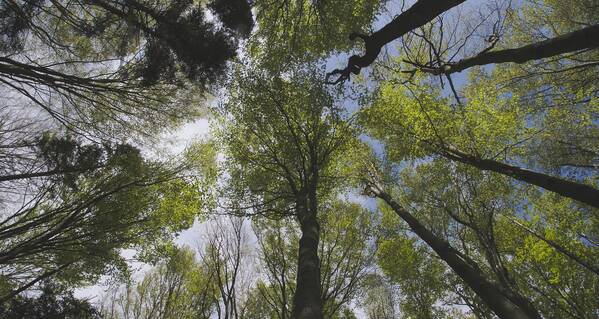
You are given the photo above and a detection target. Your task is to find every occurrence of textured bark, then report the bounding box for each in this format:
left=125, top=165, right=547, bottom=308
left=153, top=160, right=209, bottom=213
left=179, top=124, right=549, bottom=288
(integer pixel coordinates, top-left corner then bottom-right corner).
left=292, top=140, right=325, bottom=318
left=327, top=0, right=466, bottom=83
left=442, top=148, right=599, bottom=209
left=369, top=0, right=466, bottom=48
left=292, top=196, right=323, bottom=319
left=422, top=24, right=599, bottom=75
left=369, top=185, right=541, bottom=319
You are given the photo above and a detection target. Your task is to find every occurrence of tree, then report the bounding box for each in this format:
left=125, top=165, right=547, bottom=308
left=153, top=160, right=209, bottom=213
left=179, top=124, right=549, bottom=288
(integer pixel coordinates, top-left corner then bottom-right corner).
left=318, top=201, right=374, bottom=318
left=1, top=0, right=253, bottom=137
left=416, top=160, right=597, bottom=318
left=376, top=233, right=449, bottom=318
left=402, top=24, right=599, bottom=76
left=4, top=0, right=599, bottom=318
left=100, top=246, right=217, bottom=319
left=357, top=152, right=598, bottom=318
left=252, top=219, right=297, bottom=319
left=359, top=73, right=599, bottom=209
left=252, top=201, right=375, bottom=319
left=359, top=274, right=398, bottom=319
left=0, top=138, right=215, bottom=301
left=0, top=0, right=247, bottom=299
left=346, top=0, right=599, bottom=210
left=326, top=0, right=466, bottom=83
left=218, top=63, right=352, bottom=319
left=329, top=0, right=598, bottom=84
left=101, top=217, right=255, bottom=319
left=199, top=216, right=254, bottom=319
left=0, top=280, right=100, bottom=319
left=362, top=163, right=543, bottom=319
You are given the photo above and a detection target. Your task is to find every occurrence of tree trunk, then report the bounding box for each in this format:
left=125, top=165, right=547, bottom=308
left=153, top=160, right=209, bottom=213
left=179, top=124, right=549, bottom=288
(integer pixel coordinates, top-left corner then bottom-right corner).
left=442, top=147, right=599, bottom=209
left=429, top=24, right=599, bottom=75
left=327, top=0, right=465, bottom=82
left=371, top=0, right=466, bottom=46
left=292, top=196, right=323, bottom=319
left=370, top=185, right=541, bottom=319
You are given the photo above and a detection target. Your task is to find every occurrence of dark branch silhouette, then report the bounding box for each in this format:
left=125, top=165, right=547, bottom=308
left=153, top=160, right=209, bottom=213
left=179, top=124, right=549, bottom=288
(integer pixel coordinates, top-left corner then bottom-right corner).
left=326, top=0, right=466, bottom=84
left=409, top=23, right=599, bottom=75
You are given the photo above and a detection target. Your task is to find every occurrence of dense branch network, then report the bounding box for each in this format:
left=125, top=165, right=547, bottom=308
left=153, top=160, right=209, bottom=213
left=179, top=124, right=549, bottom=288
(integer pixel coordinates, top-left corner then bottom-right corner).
left=363, top=168, right=542, bottom=319
left=326, top=0, right=466, bottom=84
left=406, top=23, right=599, bottom=75
left=328, top=0, right=599, bottom=84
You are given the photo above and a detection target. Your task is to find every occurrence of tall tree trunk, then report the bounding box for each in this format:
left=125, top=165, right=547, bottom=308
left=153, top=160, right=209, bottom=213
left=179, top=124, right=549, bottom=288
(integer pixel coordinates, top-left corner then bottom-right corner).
left=441, top=147, right=599, bottom=209
left=292, top=194, right=323, bottom=319
left=367, top=184, right=541, bottom=319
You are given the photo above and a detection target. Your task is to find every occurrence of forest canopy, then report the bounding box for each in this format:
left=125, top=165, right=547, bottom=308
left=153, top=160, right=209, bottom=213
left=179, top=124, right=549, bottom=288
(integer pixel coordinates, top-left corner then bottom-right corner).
left=0, top=0, right=598, bottom=318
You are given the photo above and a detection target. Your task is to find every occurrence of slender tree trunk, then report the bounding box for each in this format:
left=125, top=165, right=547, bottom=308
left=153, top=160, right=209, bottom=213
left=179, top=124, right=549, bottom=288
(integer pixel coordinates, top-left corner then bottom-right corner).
left=506, top=216, right=599, bottom=276
left=441, top=147, right=599, bottom=209
left=292, top=195, right=323, bottom=319
left=368, top=184, right=541, bottom=319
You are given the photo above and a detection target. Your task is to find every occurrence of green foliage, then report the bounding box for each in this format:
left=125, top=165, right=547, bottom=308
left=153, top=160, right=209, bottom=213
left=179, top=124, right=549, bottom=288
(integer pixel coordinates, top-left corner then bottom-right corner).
left=217, top=63, right=353, bottom=215
left=101, top=246, right=217, bottom=319
left=4, top=1, right=599, bottom=318
left=377, top=205, right=450, bottom=318
left=251, top=0, right=386, bottom=67
left=507, top=192, right=599, bottom=317
left=0, top=138, right=212, bottom=298
left=359, top=70, right=527, bottom=161
left=3, top=0, right=252, bottom=86
left=359, top=274, right=398, bottom=319
left=373, top=157, right=599, bottom=318
left=0, top=281, right=100, bottom=319
left=358, top=23, right=599, bottom=314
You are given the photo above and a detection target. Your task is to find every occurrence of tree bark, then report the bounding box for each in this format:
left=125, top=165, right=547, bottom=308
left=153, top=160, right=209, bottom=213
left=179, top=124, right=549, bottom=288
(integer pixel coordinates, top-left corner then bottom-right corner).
left=368, top=185, right=541, bottom=319
left=292, top=195, right=323, bottom=319
left=423, top=24, right=599, bottom=75
left=441, top=147, right=599, bottom=209
left=370, top=0, right=466, bottom=48
left=327, top=0, right=466, bottom=82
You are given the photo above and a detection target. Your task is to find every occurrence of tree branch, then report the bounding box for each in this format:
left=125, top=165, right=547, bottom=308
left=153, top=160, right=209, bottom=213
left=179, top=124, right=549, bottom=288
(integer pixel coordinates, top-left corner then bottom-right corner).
left=326, top=0, right=466, bottom=84
left=417, top=23, right=599, bottom=75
